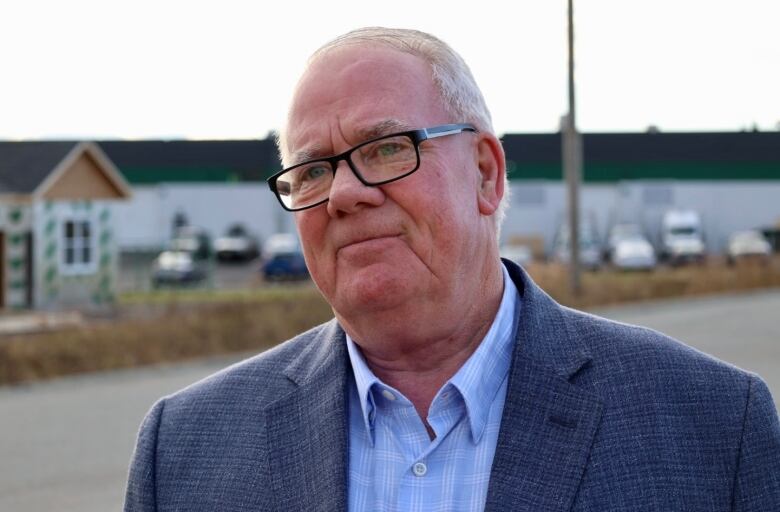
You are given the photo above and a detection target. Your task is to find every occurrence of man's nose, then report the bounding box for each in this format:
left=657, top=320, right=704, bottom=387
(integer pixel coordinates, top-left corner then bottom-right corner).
left=326, top=160, right=385, bottom=217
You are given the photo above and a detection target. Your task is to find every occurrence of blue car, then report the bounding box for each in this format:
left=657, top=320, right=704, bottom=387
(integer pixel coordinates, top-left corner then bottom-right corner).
left=262, top=252, right=309, bottom=281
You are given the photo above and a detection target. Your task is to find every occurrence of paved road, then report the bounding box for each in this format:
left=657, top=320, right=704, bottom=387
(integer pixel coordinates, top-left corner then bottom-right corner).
left=1, top=289, right=778, bottom=511
left=0, top=355, right=246, bottom=512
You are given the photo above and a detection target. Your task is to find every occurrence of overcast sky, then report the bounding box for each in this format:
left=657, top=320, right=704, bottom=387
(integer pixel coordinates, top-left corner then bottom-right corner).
left=2, top=0, right=778, bottom=140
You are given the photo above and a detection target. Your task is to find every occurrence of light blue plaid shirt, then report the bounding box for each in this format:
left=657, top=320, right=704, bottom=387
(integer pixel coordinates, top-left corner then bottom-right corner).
left=346, top=265, right=520, bottom=512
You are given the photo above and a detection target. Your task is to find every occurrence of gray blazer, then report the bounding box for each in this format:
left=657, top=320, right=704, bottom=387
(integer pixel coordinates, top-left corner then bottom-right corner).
left=125, top=261, right=780, bottom=511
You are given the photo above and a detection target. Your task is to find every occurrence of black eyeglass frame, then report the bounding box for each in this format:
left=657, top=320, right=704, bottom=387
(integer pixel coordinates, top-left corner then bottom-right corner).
left=267, top=123, right=477, bottom=211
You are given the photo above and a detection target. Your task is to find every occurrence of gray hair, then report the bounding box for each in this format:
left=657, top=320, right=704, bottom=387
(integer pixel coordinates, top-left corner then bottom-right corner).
left=278, top=27, right=509, bottom=235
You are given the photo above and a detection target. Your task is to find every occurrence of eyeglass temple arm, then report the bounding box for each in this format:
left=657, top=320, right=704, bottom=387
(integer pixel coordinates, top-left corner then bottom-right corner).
left=423, top=123, right=477, bottom=139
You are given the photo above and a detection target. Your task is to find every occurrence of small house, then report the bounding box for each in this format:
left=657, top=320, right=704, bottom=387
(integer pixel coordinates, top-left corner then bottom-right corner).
left=0, top=141, right=131, bottom=310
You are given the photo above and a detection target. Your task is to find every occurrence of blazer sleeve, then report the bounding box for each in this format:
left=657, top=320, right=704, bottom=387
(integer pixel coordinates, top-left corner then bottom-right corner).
left=732, top=375, right=780, bottom=511
left=124, top=399, right=165, bottom=512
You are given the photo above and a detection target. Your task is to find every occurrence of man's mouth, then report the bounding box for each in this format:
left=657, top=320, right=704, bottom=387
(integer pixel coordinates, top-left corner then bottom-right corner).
left=338, top=234, right=401, bottom=253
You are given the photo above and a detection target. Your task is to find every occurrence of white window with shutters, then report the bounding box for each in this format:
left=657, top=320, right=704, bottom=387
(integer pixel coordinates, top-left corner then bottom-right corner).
left=60, top=215, right=97, bottom=275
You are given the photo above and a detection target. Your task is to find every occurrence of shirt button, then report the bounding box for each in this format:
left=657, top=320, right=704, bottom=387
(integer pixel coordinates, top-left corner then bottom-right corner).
left=412, top=462, right=427, bottom=477
left=381, top=389, right=396, bottom=401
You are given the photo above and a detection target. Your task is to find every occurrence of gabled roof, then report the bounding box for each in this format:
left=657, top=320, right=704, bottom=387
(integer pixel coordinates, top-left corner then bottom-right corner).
left=0, top=141, right=79, bottom=193
left=0, top=141, right=132, bottom=198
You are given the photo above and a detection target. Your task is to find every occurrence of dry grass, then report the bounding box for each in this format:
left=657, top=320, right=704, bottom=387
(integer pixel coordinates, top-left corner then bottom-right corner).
left=1, top=258, right=779, bottom=386
left=528, top=257, right=780, bottom=309
left=0, top=286, right=332, bottom=386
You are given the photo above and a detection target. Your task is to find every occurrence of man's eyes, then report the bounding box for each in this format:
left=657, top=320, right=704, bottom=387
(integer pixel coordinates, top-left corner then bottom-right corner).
left=376, top=143, right=403, bottom=156
left=362, top=139, right=413, bottom=161
left=299, top=164, right=329, bottom=181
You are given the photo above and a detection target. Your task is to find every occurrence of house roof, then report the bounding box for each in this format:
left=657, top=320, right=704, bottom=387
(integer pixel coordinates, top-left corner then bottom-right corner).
left=0, top=141, right=79, bottom=193
left=0, top=141, right=132, bottom=198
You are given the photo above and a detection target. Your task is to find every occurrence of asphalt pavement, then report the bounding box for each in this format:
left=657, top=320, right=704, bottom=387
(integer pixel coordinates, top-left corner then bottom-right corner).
left=0, top=355, right=245, bottom=512
left=1, top=289, right=778, bottom=511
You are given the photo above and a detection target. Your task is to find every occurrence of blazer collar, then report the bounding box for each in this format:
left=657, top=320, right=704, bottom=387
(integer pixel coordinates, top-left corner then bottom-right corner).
left=265, top=320, right=350, bottom=511
left=484, top=260, right=604, bottom=511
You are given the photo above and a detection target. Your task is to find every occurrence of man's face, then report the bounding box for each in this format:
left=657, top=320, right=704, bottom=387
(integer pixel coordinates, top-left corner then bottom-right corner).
left=285, top=45, right=496, bottom=323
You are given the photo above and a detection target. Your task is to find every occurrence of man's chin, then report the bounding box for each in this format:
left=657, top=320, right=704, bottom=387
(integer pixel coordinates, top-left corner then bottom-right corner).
left=333, top=266, right=415, bottom=314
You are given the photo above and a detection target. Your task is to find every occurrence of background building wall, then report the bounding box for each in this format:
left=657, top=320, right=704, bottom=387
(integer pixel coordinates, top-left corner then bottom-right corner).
left=113, top=180, right=780, bottom=256
left=500, top=180, right=780, bottom=253
left=113, top=183, right=295, bottom=251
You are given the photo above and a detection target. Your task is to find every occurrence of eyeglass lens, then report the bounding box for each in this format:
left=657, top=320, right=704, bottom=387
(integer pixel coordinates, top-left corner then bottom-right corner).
left=275, top=134, right=418, bottom=210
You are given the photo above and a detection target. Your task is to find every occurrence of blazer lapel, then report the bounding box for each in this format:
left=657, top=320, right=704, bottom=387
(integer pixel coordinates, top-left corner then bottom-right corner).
left=485, top=262, right=604, bottom=512
left=265, top=321, right=350, bottom=512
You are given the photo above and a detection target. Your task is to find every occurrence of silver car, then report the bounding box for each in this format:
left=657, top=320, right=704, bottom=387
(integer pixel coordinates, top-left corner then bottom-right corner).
left=606, top=224, right=656, bottom=270
left=727, top=230, right=772, bottom=264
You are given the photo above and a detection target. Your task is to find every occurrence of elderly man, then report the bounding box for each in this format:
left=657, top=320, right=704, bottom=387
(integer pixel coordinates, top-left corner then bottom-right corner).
left=125, top=28, right=780, bottom=511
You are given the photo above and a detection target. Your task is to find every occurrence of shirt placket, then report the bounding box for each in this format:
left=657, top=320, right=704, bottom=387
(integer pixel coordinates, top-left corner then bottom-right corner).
left=381, top=387, right=466, bottom=511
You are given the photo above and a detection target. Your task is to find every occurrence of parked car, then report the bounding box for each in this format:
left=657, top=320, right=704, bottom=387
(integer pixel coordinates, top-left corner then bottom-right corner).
left=612, top=234, right=657, bottom=271
left=605, top=224, right=642, bottom=261
left=605, top=224, right=656, bottom=270
left=261, top=233, right=309, bottom=281
left=169, top=226, right=212, bottom=260
left=727, top=230, right=771, bottom=265
left=552, top=222, right=603, bottom=270
left=659, top=210, right=705, bottom=265
left=262, top=252, right=309, bottom=281
left=151, top=251, right=207, bottom=287
left=214, top=224, right=260, bottom=262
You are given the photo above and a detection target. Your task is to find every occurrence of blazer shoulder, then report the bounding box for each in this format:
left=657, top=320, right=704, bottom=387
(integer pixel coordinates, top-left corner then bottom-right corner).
left=555, top=306, right=780, bottom=504
left=560, top=306, right=758, bottom=407
left=159, top=319, right=340, bottom=415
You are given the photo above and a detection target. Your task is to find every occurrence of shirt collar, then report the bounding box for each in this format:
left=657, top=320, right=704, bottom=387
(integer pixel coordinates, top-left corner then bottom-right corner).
left=448, top=264, right=518, bottom=442
left=346, top=334, right=380, bottom=440
left=346, top=263, right=520, bottom=443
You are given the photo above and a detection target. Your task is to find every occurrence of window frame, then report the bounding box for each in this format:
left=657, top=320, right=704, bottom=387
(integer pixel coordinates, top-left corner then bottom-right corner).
left=59, top=213, right=98, bottom=275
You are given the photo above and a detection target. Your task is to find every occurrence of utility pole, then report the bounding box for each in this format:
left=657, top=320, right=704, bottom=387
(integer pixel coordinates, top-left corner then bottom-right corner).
left=563, top=0, right=583, bottom=296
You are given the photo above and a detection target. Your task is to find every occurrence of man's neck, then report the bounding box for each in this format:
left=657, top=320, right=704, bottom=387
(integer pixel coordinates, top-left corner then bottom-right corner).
left=342, top=261, right=505, bottom=423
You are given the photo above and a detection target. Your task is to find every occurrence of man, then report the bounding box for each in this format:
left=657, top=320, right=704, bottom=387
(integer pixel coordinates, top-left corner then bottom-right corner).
left=125, top=27, right=780, bottom=511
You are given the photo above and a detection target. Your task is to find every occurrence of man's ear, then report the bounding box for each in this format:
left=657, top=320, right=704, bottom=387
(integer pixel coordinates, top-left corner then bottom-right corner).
left=475, top=133, right=506, bottom=216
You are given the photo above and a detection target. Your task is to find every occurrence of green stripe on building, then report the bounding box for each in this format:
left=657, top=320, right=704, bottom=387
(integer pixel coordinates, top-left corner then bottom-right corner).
left=120, top=167, right=258, bottom=184
left=508, top=161, right=780, bottom=182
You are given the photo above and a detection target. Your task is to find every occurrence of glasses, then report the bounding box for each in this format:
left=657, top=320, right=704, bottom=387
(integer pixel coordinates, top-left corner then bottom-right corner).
left=267, top=123, right=477, bottom=211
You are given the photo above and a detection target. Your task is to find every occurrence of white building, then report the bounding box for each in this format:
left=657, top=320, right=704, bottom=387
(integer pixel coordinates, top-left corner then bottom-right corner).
left=100, top=132, right=780, bottom=256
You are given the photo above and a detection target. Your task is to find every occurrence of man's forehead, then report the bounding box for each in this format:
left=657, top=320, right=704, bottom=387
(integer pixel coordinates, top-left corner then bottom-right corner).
left=356, top=119, right=412, bottom=140
left=283, top=45, right=443, bottom=165
left=288, top=118, right=414, bottom=164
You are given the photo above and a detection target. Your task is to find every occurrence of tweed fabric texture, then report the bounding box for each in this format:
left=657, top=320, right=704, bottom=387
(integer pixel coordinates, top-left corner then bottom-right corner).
left=125, top=260, right=780, bottom=511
